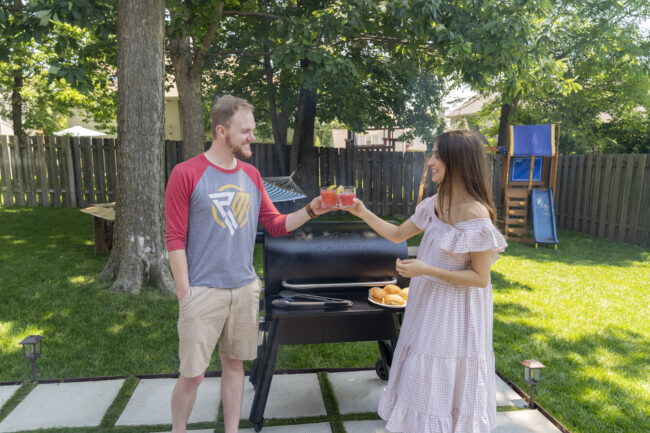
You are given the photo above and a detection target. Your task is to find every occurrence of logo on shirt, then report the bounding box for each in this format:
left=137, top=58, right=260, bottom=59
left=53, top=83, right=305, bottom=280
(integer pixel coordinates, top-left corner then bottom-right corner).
left=209, top=184, right=250, bottom=236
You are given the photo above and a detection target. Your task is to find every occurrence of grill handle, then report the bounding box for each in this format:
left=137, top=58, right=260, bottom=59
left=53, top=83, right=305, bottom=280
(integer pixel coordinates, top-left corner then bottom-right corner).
left=281, top=278, right=397, bottom=290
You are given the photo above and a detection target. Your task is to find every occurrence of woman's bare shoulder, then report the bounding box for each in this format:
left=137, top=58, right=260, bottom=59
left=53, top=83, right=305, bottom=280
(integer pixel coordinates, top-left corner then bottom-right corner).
left=459, top=201, right=490, bottom=222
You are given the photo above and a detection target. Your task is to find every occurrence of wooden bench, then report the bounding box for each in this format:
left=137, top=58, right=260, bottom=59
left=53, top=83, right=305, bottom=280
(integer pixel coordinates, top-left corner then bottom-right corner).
left=81, top=202, right=115, bottom=254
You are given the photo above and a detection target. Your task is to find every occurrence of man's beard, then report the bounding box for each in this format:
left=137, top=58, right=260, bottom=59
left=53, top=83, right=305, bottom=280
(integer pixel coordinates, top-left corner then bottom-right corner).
left=226, top=135, right=252, bottom=159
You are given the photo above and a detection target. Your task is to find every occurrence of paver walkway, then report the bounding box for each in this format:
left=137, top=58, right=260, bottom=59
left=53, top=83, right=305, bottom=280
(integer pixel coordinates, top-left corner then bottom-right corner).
left=0, top=370, right=561, bottom=433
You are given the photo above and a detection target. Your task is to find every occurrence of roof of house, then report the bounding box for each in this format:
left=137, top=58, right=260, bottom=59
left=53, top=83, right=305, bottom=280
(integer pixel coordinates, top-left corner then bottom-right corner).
left=445, top=94, right=495, bottom=119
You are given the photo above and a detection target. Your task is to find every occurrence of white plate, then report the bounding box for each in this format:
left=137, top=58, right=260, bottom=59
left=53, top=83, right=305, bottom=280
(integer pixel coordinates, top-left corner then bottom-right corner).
left=367, top=296, right=406, bottom=309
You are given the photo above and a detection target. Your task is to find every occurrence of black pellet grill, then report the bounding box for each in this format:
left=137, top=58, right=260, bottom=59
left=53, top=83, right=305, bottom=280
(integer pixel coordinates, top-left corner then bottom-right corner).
left=249, top=221, right=408, bottom=431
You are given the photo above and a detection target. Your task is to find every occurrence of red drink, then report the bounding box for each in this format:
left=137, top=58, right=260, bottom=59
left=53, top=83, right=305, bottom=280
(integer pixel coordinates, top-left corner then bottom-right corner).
left=320, top=188, right=338, bottom=208
left=338, top=192, right=356, bottom=208
left=337, top=186, right=356, bottom=208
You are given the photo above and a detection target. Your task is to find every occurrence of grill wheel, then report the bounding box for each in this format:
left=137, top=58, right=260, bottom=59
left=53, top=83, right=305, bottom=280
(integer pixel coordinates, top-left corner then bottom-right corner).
left=375, top=359, right=389, bottom=381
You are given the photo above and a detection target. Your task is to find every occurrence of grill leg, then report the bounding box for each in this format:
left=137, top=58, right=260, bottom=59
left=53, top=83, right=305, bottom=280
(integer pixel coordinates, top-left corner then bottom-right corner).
left=250, top=319, right=269, bottom=389
left=249, top=319, right=280, bottom=430
left=375, top=312, right=401, bottom=380
left=377, top=340, right=392, bottom=380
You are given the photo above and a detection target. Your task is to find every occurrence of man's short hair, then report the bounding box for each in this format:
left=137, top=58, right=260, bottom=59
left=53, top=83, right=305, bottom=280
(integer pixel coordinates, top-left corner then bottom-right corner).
left=210, top=95, right=255, bottom=139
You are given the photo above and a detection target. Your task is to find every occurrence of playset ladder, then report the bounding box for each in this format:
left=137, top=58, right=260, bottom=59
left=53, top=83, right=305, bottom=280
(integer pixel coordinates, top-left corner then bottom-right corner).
left=503, top=187, right=532, bottom=243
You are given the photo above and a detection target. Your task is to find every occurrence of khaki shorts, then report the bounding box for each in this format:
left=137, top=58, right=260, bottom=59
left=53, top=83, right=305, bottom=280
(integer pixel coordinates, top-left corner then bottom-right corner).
left=177, top=278, right=261, bottom=378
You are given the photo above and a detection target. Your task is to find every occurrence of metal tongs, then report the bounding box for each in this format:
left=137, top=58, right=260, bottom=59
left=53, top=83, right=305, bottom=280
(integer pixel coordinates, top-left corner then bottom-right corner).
left=271, top=290, right=353, bottom=308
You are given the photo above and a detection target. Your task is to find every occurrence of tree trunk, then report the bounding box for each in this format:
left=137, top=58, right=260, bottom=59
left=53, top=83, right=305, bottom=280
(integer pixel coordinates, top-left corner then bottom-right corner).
left=101, top=0, right=174, bottom=294
left=263, top=49, right=287, bottom=175
left=169, top=35, right=206, bottom=161
left=11, top=66, right=23, bottom=137
left=291, top=86, right=318, bottom=198
left=496, top=98, right=519, bottom=148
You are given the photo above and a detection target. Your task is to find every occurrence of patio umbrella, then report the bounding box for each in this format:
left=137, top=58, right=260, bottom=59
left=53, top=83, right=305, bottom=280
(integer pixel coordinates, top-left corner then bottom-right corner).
left=53, top=126, right=107, bottom=137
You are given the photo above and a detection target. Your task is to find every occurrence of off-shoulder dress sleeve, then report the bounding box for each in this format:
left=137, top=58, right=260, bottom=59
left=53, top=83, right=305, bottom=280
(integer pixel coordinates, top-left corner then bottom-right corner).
left=437, top=218, right=507, bottom=263
left=409, top=196, right=435, bottom=231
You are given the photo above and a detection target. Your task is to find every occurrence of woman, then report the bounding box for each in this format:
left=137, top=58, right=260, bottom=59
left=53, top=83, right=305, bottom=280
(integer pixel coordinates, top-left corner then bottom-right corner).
left=346, top=130, right=507, bottom=433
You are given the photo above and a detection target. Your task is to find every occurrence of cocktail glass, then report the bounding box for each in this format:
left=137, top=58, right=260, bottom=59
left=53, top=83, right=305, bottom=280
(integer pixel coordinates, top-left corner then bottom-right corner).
left=320, top=187, right=338, bottom=208
left=337, top=186, right=356, bottom=208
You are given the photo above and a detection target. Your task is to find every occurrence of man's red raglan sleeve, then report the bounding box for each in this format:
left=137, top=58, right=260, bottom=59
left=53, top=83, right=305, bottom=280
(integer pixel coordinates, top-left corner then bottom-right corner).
left=165, top=165, right=193, bottom=251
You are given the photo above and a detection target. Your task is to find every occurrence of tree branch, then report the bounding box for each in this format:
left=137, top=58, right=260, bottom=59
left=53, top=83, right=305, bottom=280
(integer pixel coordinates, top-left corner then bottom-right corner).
left=193, top=1, right=224, bottom=71
left=222, top=10, right=284, bottom=20
left=206, top=49, right=273, bottom=63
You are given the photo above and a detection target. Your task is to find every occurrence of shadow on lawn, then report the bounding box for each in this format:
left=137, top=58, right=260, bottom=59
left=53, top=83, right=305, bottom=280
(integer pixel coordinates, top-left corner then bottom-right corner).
left=0, top=208, right=181, bottom=382
left=491, top=271, right=535, bottom=292
left=0, top=208, right=94, bottom=252
left=494, top=306, right=649, bottom=433
left=502, top=229, right=649, bottom=268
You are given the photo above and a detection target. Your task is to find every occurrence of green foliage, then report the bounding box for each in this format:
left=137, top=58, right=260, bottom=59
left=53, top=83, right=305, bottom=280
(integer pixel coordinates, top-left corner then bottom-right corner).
left=472, top=0, right=650, bottom=154
left=0, top=1, right=117, bottom=135
left=599, top=113, right=650, bottom=153
left=203, top=1, right=453, bottom=149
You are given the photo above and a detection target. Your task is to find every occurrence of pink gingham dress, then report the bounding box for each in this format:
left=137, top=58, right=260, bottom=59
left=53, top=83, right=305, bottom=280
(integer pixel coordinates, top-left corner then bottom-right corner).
left=378, top=195, right=507, bottom=433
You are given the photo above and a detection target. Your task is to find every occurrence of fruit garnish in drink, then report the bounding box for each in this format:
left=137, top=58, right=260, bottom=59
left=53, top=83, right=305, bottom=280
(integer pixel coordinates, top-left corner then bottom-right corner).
left=327, top=184, right=337, bottom=190
left=320, top=186, right=338, bottom=208
left=336, top=185, right=344, bottom=194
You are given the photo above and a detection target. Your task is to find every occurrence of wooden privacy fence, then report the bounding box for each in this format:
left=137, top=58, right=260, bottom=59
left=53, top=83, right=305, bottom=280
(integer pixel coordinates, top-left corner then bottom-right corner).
left=555, top=154, right=649, bottom=247
left=1, top=135, right=647, bottom=246
left=0, top=136, right=499, bottom=219
left=0, top=135, right=117, bottom=208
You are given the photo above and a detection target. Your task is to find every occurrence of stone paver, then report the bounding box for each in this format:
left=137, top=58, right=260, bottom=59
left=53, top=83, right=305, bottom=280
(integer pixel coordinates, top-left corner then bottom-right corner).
left=328, top=370, right=386, bottom=414
left=496, top=376, right=528, bottom=408
left=0, top=386, right=19, bottom=408
left=117, top=377, right=220, bottom=426
left=0, top=371, right=562, bottom=433
left=149, top=430, right=213, bottom=433
left=0, top=379, right=123, bottom=433
left=240, top=422, right=332, bottom=433
left=495, top=410, right=561, bottom=433
left=344, top=419, right=389, bottom=433
left=240, top=373, right=326, bottom=419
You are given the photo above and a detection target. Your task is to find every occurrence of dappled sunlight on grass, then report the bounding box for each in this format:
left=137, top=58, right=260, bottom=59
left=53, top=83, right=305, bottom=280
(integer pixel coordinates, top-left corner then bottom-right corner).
left=0, top=322, right=46, bottom=355
left=68, top=275, right=95, bottom=285
left=108, top=324, right=124, bottom=335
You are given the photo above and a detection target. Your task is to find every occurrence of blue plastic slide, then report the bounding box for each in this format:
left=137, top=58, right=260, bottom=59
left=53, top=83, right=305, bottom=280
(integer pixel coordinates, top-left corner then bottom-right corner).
left=531, top=188, right=558, bottom=246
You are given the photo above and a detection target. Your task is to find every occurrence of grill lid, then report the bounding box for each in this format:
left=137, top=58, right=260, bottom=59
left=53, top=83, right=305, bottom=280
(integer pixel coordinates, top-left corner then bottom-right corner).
left=264, top=221, right=409, bottom=295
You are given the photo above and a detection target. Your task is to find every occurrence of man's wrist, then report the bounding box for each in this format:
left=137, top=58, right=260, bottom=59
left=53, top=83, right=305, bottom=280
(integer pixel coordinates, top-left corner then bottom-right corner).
left=305, top=203, right=317, bottom=219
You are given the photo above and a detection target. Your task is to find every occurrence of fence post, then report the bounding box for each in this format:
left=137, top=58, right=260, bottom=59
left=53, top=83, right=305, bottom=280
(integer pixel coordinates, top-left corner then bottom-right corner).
left=62, top=137, right=78, bottom=207
left=71, top=137, right=83, bottom=207
left=34, top=135, right=49, bottom=206
left=11, top=136, right=25, bottom=206
left=0, top=136, right=14, bottom=206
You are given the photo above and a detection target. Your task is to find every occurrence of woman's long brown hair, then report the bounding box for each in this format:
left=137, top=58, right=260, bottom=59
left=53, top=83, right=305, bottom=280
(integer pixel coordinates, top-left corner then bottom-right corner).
left=435, top=130, right=497, bottom=224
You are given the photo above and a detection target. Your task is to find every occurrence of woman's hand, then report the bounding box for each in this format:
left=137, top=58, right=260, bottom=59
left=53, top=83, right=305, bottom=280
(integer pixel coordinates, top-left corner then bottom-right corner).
left=396, top=258, right=429, bottom=278
left=342, top=198, right=367, bottom=217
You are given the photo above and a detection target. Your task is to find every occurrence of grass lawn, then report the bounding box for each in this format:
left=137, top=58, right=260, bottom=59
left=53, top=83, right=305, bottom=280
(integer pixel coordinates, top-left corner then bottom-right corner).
left=0, top=207, right=648, bottom=433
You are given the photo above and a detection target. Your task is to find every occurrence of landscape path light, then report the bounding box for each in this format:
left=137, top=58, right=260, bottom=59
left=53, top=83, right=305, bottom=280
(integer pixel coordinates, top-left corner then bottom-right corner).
left=19, top=335, right=44, bottom=383
left=520, top=359, right=545, bottom=408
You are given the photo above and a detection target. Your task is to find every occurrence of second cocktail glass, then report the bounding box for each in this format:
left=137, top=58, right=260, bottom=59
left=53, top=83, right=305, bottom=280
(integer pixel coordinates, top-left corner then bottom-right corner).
left=337, top=186, right=356, bottom=208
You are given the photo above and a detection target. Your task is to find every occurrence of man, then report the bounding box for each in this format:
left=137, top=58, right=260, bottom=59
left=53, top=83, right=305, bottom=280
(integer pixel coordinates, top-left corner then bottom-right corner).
left=165, top=95, right=328, bottom=433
